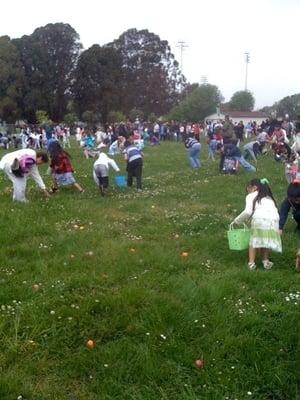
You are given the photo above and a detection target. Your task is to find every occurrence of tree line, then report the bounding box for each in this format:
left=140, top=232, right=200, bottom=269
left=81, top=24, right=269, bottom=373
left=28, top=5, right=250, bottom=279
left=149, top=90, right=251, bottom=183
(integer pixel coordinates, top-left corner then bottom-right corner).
left=0, top=23, right=299, bottom=125
left=0, top=23, right=185, bottom=124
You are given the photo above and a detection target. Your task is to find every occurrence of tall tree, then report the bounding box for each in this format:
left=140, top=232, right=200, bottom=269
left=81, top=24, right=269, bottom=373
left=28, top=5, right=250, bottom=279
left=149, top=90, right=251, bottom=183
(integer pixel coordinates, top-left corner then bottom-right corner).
left=72, top=45, right=122, bottom=122
left=168, top=84, right=222, bottom=121
left=0, top=36, right=24, bottom=122
left=276, top=93, right=300, bottom=120
left=14, top=23, right=82, bottom=122
left=107, top=28, right=185, bottom=117
left=229, top=90, right=255, bottom=111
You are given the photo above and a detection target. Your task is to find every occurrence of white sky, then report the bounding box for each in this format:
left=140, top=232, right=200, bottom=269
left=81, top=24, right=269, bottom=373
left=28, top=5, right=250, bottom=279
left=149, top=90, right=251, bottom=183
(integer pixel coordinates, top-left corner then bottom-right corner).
left=2, top=0, right=299, bottom=109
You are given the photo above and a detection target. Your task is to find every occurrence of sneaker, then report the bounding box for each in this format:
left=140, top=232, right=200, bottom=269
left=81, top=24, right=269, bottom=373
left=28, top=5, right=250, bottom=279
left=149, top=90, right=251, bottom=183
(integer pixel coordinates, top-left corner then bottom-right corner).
left=248, top=262, right=256, bottom=270
left=263, top=260, right=273, bottom=270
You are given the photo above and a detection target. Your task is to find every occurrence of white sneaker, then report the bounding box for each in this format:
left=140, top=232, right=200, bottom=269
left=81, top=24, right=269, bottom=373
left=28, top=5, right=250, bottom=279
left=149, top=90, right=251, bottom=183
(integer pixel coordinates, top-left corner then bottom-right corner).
left=248, top=262, right=256, bottom=270
left=263, top=260, right=273, bottom=270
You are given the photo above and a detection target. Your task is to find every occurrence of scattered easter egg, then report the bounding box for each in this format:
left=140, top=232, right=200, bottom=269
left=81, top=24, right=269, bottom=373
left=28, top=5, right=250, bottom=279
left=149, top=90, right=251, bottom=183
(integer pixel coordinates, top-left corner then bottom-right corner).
left=86, top=339, right=94, bottom=349
left=32, top=284, right=40, bottom=291
left=181, top=252, right=189, bottom=257
left=130, top=248, right=136, bottom=253
left=195, top=359, right=204, bottom=369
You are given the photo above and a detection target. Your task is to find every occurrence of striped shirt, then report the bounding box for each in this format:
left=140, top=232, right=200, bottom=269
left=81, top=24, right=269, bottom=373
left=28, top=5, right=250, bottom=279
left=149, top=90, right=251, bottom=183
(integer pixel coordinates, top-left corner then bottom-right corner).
left=125, top=145, right=142, bottom=163
left=184, top=137, right=200, bottom=149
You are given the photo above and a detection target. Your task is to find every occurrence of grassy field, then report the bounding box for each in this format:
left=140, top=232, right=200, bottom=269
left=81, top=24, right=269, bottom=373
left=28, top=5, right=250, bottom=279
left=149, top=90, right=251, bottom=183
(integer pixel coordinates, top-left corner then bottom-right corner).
left=0, top=140, right=299, bottom=400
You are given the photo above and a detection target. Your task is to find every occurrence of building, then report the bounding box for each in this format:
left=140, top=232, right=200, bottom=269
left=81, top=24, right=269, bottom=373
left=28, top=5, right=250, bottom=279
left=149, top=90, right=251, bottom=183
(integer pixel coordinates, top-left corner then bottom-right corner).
left=205, top=110, right=269, bottom=126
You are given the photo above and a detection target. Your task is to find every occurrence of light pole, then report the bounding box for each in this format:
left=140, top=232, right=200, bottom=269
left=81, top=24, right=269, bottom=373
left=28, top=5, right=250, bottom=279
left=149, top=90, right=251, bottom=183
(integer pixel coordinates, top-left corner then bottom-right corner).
left=200, top=76, right=208, bottom=85
left=176, top=41, right=188, bottom=74
left=245, top=52, right=250, bottom=91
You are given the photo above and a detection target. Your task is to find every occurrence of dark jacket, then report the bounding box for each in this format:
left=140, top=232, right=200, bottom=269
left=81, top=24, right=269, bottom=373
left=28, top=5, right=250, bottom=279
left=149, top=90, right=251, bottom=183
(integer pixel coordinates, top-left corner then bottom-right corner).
left=279, top=197, right=300, bottom=229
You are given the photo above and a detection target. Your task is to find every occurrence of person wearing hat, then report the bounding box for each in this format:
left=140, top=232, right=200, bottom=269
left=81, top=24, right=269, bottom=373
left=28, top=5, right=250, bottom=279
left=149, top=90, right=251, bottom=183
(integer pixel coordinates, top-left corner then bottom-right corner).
left=0, top=148, right=49, bottom=202
left=93, top=143, right=120, bottom=196
left=279, top=176, right=300, bottom=233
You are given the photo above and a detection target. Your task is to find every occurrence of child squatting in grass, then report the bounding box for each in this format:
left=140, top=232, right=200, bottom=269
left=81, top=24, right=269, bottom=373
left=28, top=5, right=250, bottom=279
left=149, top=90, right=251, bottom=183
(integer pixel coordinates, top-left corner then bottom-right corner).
left=93, top=143, right=120, bottom=196
left=232, top=178, right=282, bottom=270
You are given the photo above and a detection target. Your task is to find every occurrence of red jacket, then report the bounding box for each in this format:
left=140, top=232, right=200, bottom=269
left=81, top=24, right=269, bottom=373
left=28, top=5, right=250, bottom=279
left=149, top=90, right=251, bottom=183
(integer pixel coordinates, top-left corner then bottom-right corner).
left=50, top=152, right=73, bottom=174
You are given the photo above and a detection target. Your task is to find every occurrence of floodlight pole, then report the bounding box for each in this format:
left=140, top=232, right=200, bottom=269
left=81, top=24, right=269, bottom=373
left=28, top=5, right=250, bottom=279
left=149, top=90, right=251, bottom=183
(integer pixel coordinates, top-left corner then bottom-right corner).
left=177, top=41, right=188, bottom=74
left=245, top=52, right=250, bottom=91
left=201, top=76, right=208, bottom=85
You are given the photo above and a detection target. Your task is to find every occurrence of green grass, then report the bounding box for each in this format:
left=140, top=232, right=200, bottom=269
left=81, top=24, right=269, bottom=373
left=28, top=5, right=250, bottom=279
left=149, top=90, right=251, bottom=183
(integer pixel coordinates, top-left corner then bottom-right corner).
left=0, top=140, right=299, bottom=400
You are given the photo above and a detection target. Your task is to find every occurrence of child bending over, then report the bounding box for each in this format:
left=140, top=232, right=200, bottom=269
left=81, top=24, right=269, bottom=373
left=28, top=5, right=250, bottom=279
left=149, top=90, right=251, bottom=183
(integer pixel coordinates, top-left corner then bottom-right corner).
left=232, top=178, right=282, bottom=270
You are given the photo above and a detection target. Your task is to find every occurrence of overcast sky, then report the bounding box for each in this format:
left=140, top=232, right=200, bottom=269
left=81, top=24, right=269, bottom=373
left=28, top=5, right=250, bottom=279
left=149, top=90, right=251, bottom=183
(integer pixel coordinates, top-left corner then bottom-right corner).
left=2, top=0, right=299, bottom=109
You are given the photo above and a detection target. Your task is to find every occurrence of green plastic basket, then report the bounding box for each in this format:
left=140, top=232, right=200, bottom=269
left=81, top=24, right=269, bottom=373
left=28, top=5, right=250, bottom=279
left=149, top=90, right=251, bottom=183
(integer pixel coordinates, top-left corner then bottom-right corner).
left=227, top=223, right=250, bottom=251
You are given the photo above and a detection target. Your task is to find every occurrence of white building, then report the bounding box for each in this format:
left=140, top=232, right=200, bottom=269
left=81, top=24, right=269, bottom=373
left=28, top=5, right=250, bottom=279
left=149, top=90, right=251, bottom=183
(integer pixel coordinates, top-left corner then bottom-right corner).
left=205, top=111, right=269, bottom=126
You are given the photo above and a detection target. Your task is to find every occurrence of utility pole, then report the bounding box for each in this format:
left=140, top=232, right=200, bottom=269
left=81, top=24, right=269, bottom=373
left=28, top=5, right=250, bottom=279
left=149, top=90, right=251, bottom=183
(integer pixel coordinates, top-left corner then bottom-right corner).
left=176, top=41, right=188, bottom=74
left=245, top=52, right=250, bottom=91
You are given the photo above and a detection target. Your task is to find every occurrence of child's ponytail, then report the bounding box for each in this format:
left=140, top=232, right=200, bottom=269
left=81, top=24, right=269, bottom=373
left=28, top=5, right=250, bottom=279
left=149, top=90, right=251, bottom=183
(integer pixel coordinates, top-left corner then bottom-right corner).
left=248, top=178, right=277, bottom=212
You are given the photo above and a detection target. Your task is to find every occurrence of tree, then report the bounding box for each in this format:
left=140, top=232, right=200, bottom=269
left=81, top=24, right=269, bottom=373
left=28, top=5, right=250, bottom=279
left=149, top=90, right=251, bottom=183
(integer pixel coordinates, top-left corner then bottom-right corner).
left=129, top=108, right=144, bottom=122
left=0, top=36, right=24, bottom=122
left=107, top=28, right=185, bottom=117
left=14, top=23, right=82, bottom=122
left=229, top=90, right=255, bottom=111
left=36, top=110, right=51, bottom=125
left=276, top=94, right=300, bottom=120
left=72, top=45, right=122, bottom=122
left=168, top=84, right=222, bottom=121
left=81, top=110, right=100, bottom=126
left=107, top=111, right=127, bottom=123
left=63, top=113, right=79, bottom=127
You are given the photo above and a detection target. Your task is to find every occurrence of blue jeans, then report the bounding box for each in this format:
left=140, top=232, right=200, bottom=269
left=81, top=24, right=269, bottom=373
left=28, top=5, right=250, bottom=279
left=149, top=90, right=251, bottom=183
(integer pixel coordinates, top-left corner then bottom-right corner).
left=234, top=156, right=256, bottom=172
left=188, top=143, right=201, bottom=168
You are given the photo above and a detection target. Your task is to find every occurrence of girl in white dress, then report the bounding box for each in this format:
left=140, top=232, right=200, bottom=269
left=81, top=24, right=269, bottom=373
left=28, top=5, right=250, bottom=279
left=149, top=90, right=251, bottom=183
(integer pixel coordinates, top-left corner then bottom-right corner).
left=232, top=178, right=282, bottom=270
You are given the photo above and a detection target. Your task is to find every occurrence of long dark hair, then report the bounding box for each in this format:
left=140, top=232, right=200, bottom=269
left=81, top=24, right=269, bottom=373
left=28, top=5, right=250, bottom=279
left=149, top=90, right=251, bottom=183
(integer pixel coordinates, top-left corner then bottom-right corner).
left=247, top=178, right=277, bottom=212
left=48, top=141, right=71, bottom=165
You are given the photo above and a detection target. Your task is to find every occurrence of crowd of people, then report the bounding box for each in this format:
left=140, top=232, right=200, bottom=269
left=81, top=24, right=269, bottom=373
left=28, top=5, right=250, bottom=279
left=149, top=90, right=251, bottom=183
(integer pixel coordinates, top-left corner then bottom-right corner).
left=0, top=116, right=299, bottom=270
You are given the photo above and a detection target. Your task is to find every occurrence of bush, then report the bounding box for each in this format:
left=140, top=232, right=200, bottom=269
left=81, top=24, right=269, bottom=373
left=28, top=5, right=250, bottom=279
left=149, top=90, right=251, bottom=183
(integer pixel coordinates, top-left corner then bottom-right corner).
left=129, top=107, right=144, bottom=122
left=107, top=110, right=127, bottom=123
left=63, top=113, right=79, bottom=127
left=81, top=110, right=101, bottom=125
left=36, top=110, right=52, bottom=126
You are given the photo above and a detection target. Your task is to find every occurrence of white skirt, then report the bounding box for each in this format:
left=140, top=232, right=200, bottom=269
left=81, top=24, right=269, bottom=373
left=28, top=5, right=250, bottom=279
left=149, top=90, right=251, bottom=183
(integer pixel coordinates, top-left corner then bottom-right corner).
left=250, top=217, right=282, bottom=252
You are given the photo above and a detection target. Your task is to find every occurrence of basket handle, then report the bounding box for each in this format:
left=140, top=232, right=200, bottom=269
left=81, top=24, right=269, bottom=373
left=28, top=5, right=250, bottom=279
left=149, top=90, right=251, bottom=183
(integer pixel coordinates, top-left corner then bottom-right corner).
left=229, top=222, right=248, bottom=230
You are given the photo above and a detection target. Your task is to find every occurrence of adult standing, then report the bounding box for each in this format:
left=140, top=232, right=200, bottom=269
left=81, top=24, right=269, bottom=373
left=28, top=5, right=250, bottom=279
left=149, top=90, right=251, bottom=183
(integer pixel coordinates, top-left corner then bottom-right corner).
left=0, top=149, right=49, bottom=202
left=222, top=115, right=235, bottom=144
left=234, top=121, right=245, bottom=142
